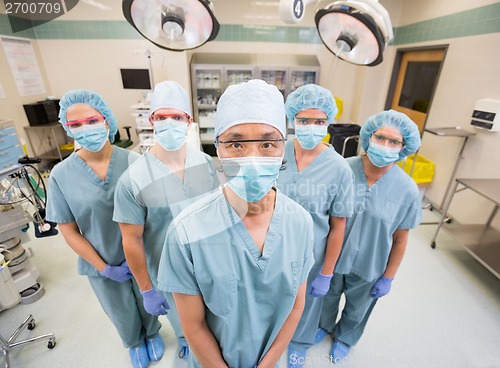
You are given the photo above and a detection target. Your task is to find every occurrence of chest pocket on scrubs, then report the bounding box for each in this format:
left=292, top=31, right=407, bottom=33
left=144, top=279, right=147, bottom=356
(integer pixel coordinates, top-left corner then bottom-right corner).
left=381, top=199, right=407, bottom=226
left=199, top=273, right=236, bottom=317
left=291, top=261, right=302, bottom=294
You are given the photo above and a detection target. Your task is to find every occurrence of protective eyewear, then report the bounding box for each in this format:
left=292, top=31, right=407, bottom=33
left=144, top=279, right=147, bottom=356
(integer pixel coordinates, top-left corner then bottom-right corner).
left=295, top=117, right=329, bottom=126
left=371, top=133, right=405, bottom=148
left=216, top=138, right=286, bottom=157
left=65, top=115, right=105, bottom=129
left=149, top=113, right=190, bottom=124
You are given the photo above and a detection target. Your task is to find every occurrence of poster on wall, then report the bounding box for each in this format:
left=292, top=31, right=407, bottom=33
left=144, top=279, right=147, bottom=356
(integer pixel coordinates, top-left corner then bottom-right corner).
left=0, top=36, right=46, bottom=96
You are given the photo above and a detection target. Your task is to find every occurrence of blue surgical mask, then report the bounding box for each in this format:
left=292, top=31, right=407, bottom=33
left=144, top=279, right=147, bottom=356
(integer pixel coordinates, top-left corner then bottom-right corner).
left=71, top=122, right=108, bottom=152
left=295, top=125, right=328, bottom=150
left=154, top=119, right=188, bottom=151
left=367, top=142, right=401, bottom=167
left=220, top=156, right=282, bottom=202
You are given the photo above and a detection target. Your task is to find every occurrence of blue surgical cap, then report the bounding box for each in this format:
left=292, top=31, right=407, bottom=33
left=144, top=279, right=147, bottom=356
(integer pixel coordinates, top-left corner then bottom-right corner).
left=214, top=79, right=286, bottom=141
left=360, top=110, right=421, bottom=160
left=59, top=89, right=117, bottom=143
left=149, top=81, right=191, bottom=117
left=285, top=84, right=338, bottom=127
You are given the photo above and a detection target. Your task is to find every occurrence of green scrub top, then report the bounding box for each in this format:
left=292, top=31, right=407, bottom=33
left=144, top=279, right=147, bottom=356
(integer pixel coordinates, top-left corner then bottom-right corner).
left=157, top=189, right=315, bottom=368
left=277, top=141, right=354, bottom=266
left=334, top=156, right=422, bottom=281
left=112, top=147, right=219, bottom=287
left=46, top=147, right=140, bottom=276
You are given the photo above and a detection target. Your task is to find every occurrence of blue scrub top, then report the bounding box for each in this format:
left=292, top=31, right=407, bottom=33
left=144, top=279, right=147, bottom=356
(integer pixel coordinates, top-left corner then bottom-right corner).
left=46, top=147, right=140, bottom=276
left=276, top=141, right=354, bottom=266
left=334, top=156, right=422, bottom=281
left=113, top=147, right=219, bottom=288
left=157, top=189, right=315, bottom=368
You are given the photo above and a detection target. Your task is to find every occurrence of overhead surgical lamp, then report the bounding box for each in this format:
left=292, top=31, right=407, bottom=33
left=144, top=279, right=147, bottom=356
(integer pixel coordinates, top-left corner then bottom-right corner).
left=122, top=0, right=220, bottom=51
left=280, top=0, right=393, bottom=66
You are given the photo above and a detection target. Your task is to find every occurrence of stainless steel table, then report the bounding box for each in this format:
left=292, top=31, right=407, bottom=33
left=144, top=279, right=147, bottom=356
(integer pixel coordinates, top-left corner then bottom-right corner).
left=430, top=178, right=500, bottom=279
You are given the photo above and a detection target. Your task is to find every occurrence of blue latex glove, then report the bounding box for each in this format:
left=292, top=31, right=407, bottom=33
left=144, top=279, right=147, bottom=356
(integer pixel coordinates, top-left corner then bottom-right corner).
left=309, top=273, right=333, bottom=297
left=99, top=260, right=132, bottom=282
left=370, top=276, right=394, bottom=298
left=140, top=288, right=170, bottom=316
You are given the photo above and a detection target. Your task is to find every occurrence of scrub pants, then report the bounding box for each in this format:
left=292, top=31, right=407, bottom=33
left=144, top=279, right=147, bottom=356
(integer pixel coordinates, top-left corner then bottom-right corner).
left=88, top=275, right=161, bottom=348
left=164, top=291, right=187, bottom=347
left=319, top=273, right=378, bottom=346
left=289, top=264, right=324, bottom=352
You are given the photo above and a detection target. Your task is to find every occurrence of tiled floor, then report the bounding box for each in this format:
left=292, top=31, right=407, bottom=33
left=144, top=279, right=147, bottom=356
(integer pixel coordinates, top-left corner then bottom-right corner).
left=1, top=209, right=500, bottom=368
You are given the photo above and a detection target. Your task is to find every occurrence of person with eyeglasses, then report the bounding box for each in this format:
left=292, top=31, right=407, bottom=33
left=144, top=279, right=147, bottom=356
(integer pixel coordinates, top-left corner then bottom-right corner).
left=316, top=110, right=422, bottom=363
left=274, top=84, right=355, bottom=368
left=45, top=89, right=161, bottom=368
left=113, top=81, right=219, bottom=366
left=157, top=79, right=315, bottom=368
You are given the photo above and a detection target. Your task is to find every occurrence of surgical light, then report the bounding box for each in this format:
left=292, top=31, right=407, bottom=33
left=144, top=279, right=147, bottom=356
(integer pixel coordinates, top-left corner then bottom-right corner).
left=122, top=0, right=220, bottom=52
left=315, top=0, right=393, bottom=66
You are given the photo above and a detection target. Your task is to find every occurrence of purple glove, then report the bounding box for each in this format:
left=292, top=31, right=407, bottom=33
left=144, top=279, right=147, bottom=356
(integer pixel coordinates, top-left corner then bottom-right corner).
left=99, top=260, right=132, bottom=282
left=140, top=288, right=170, bottom=316
left=370, top=276, right=394, bottom=298
left=309, top=273, right=333, bottom=297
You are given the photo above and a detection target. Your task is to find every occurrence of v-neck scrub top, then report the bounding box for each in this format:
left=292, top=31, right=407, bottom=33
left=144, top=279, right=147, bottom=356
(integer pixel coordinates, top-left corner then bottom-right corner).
left=113, top=147, right=219, bottom=288
left=46, top=147, right=140, bottom=276
left=157, top=189, right=315, bottom=368
left=277, top=142, right=354, bottom=266
left=334, top=156, right=422, bottom=281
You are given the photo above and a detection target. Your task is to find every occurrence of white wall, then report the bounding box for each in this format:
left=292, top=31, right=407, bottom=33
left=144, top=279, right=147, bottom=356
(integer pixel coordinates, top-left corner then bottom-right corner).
left=0, top=36, right=53, bottom=152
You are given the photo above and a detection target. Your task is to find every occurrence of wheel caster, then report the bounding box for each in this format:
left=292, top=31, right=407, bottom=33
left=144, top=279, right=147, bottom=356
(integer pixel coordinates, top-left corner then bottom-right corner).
left=27, top=320, right=36, bottom=330
left=431, top=241, right=436, bottom=249
left=429, top=205, right=433, bottom=211
left=48, top=339, right=56, bottom=349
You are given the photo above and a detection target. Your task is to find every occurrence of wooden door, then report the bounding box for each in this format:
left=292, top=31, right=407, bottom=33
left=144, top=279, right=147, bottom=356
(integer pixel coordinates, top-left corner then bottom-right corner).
left=391, top=49, right=446, bottom=133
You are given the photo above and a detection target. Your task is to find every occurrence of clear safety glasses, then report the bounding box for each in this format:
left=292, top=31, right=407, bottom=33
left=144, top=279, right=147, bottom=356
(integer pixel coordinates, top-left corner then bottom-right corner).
left=295, top=117, right=329, bottom=126
left=65, top=115, right=105, bottom=129
left=371, top=133, right=405, bottom=148
left=149, top=113, right=190, bottom=124
left=217, top=138, right=286, bottom=157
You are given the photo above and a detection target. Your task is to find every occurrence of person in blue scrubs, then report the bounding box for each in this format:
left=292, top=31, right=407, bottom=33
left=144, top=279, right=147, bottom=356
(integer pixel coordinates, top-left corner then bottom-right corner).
left=317, top=110, right=422, bottom=363
left=113, top=81, right=219, bottom=360
left=276, top=84, right=355, bottom=368
left=157, top=79, right=315, bottom=368
left=46, top=89, right=161, bottom=368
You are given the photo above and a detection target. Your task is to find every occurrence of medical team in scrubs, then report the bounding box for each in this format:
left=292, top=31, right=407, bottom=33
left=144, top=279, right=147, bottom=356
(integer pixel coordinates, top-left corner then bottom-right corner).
left=317, top=110, right=422, bottom=363
left=157, top=79, right=315, bottom=368
left=276, top=84, right=354, bottom=368
left=46, top=90, right=161, bottom=368
left=113, top=81, right=219, bottom=364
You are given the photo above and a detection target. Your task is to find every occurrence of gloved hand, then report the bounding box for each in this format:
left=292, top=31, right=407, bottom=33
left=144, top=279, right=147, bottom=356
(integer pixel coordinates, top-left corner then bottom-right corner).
left=140, top=288, right=170, bottom=316
left=370, top=276, right=394, bottom=298
left=309, top=273, right=333, bottom=297
left=99, top=260, right=132, bottom=282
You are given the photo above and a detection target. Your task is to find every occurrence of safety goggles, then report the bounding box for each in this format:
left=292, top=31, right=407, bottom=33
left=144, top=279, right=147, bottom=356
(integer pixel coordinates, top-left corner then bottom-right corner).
left=65, top=115, right=105, bottom=129
left=295, top=117, right=329, bottom=126
left=149, top=113, right=190, bottom=124
left=371, top=133, right=405, bottom=148
left=216, top=138, right=286, bottom=157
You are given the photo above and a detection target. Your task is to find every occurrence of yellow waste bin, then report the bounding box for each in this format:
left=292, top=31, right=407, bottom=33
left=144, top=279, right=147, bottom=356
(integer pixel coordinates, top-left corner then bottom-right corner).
left=397, top=154, right=435, bottom=201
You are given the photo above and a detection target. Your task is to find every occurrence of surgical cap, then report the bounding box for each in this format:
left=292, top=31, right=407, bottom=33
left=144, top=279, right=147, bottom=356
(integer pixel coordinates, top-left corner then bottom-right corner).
left=285, top=84, right=338, bottom=127
left=360, top=110, right=421, bottom=160
left=149, top=81, right=191, bottom=117
left=59, top=89, right=117, bottom=143
left=215, top=79, right=286, bottom=140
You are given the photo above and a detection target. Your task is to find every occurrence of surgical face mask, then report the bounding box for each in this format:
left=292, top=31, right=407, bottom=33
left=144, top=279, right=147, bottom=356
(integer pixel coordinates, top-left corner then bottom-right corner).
left=219, top=156, right=282, bottom=203
left=294, top=124, right=328, bottom=150
left=367, top=141, right=401, bottom=167
left=154, top=118, right=188, bottom=151
left=71, top=122, right=108, bottom=152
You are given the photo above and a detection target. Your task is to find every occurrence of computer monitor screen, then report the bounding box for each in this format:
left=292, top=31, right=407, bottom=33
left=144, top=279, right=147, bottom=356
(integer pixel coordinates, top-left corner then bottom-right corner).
left=120, top=68, right=151, bottom=90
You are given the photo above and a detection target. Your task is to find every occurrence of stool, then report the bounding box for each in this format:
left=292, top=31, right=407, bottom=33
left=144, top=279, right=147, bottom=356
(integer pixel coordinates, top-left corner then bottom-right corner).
left=1, top=315, right=55, bottom=368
